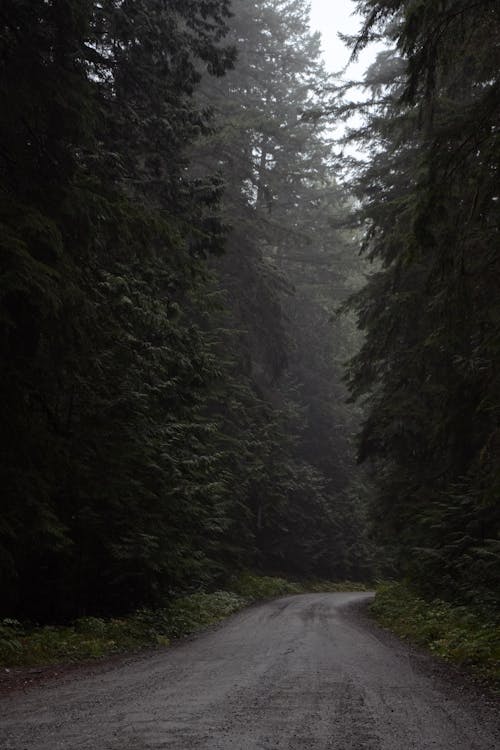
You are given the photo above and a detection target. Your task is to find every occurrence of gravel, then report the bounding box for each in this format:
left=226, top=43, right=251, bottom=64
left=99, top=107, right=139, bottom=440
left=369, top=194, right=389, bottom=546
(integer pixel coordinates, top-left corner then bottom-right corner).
left=0, top=592, right=498, bottom=749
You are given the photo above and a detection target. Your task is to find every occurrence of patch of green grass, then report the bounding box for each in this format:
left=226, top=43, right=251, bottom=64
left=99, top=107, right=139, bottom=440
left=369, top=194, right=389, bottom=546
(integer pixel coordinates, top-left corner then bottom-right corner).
left=371, top=582, right=500, bottom=684
left=0, top=575, right=371, bottom=668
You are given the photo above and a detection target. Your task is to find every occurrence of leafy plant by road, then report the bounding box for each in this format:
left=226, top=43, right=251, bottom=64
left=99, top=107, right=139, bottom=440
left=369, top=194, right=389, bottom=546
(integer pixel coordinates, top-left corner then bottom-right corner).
left=371, top=583, right=500, bottom=685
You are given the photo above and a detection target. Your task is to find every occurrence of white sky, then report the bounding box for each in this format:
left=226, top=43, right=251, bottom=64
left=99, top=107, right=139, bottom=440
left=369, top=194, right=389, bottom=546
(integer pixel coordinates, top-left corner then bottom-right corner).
left=308, top=0, right=388, bottom=160
left=309, top=0, right=382, bottom=79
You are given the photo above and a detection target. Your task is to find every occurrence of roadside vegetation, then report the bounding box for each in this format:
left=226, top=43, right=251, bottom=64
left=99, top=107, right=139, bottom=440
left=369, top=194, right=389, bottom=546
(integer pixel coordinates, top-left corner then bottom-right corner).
left=0, top=575, right=367, bottom=668
left=371, top=583, right=500, bottom=686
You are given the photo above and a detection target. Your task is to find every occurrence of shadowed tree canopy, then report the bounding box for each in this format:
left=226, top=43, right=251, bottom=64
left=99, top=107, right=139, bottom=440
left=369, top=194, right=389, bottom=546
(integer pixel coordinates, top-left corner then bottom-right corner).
left=342, top=0, right=500, bottom=611
left=0, top=0, right=370, bottom=622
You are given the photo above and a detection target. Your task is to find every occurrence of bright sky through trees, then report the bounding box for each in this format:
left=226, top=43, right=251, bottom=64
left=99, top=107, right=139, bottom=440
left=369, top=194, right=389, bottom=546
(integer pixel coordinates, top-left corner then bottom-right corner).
left=309, top=0, right=387, bottom=157
left=309, top=0, right=383, bottom=78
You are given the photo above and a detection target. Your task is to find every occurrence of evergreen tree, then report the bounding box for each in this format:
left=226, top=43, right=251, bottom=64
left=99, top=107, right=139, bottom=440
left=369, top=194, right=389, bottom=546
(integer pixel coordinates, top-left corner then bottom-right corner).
left=0, top=0, right=373, bottom=622
left=0, top=0, right=236, bottom=618
left=344, top=0, right=500, bottom=609
left=194, top=0, right=372, bottom=580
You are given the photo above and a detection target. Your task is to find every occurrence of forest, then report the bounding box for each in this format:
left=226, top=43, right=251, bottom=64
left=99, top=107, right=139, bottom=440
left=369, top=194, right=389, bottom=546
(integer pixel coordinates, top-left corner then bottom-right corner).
left=0, top=0, right=498, bottom=628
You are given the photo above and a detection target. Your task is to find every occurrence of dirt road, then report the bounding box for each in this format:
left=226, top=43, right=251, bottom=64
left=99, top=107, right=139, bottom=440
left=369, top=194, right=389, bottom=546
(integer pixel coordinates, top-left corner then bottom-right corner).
left=0, top=592, right=498, bottom=749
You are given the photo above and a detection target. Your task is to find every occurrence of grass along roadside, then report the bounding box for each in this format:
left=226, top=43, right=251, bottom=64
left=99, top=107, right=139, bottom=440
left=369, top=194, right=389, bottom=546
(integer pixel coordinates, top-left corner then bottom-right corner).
left=0, top=574, right=368, bottom=668
left=370, top=582, right=500, bottom=685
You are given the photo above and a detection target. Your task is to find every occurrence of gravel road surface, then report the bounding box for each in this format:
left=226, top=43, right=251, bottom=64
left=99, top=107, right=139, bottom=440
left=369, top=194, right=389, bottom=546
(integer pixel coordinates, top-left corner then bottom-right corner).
left=0, top=592, right=498, bottom=749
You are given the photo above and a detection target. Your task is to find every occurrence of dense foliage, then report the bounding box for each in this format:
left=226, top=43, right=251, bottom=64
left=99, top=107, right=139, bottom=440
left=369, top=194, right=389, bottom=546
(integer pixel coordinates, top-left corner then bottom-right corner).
left=194, top=0, right=373, bottom=582
left=371, top=582, right=500, bottom=684
left=0, top=0, right=243, bottom=620
left=343, top=0, right=500, bottom=611
left=0, top=0, right=368, bottom=622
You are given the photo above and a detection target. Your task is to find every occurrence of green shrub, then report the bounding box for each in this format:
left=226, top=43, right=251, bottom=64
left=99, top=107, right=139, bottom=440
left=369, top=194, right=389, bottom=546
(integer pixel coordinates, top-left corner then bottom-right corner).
left=0, top=619, right=23, bottom=660
left=164, top=591, right=247, bottom=638
left=371, top=582, right=500, bottom=684
left=304, top=580, right=370, bottom=593
left=74, top=617, right=107, bottom=636
left=229, top=574, right=369, bottom=598
left=229, top=572, right=302, bottom=600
